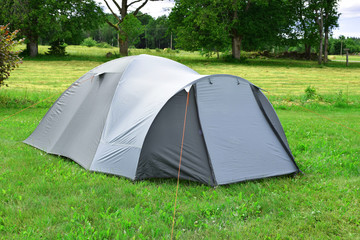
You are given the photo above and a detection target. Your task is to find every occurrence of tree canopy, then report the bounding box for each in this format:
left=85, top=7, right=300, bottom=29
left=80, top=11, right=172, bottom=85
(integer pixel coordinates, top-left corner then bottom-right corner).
left=170, top=0, right=340, bottom=62
left=0, top=0, right=104, bottom=56
left=104, top=0, right=163, bottom=56
left=170, top=0, right=297, bottom=59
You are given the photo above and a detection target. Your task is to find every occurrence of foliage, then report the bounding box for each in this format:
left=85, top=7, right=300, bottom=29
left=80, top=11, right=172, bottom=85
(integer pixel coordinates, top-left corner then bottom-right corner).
left=169, top=0, right=230, bottom=54
left=46, top=41, right=68, bottom=56
left=86, top=14, right=118, bottom=47
left=170, top=0, right=298, bottom=59
left=329, top=37, right=360, bottom=54
left=0, top=0, right=104, bottom=56
left=96, top=42, right=113, bottom=49
left=119, top=14, right=144, bottom=47
left=304, top=86, right=317, bottom=99
left=0, top=24, right=23, bottom=87
left=81, top=37, right=98, bottom=48
left=141, top=15, right=171, bottom=49
left=103, top=0, right=158, bottom=56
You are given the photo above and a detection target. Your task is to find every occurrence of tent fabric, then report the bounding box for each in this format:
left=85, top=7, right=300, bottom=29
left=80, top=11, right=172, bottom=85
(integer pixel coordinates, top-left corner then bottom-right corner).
left=195, top=76, right=298, bottom=185
left=24, top=54, right=300, bottom=186
left=137, top=89, right=215, bottom=186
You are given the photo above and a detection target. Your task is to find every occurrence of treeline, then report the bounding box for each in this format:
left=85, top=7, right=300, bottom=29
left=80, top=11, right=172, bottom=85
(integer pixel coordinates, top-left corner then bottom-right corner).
left=285, top=37, right=360, bottom=55
left=2, top=0, right=360, bottom=61
left=86, top=14, right=172, bottom=50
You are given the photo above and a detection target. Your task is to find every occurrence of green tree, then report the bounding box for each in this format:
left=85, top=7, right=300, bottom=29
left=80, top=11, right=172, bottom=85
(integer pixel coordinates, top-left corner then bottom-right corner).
left=144, top=16, right=172, bottom=49
left=104, top=0, right=162, bottom=56
left=0, top=0, right=104, bottom=57
left=0, top=24, right=23, bottom=87
left=323, top=0, right=339, bottom=62
left=291, top=0, right=339, bottom=63
left=120, top=14, right=144, bottom=47
left=169, top=0, right=229, bottom=57
left=135, top=13, right=154, bottom=49
left=86, top=14, right=119, bottom=46
left=170, top=0, right=295, bottom=59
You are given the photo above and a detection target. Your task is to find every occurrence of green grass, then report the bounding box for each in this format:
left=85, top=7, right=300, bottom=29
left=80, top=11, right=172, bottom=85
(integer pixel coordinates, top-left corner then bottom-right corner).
left=1, top=46, right=360, bottom=239
left=329, top=55, right=360, bottom=62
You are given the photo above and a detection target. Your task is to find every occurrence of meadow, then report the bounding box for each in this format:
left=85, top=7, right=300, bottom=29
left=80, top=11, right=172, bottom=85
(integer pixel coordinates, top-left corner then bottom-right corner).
left=0, top=46, right=359, bottom=239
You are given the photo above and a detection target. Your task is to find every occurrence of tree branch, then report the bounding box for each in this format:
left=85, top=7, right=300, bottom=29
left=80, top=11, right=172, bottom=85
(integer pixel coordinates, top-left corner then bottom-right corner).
left=111, top=0, right=122, bottom=13
left=104, top=0, right=121, bottom=22
left=127, top=0, right=143, bottom=8
left=133, top=0, right=149, bottom=16
left=106, top=19, right=120, bottom=31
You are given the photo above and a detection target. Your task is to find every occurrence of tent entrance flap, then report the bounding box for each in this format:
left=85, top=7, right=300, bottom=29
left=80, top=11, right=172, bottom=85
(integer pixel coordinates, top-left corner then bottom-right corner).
left=136, top=89, right=215, bottom=186
left=195, top=76, right=298, bottom=185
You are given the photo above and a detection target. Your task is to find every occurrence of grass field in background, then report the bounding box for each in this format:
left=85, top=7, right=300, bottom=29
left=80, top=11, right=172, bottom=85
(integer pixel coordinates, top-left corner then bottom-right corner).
left=329, top=55, right=360, bottom=61
left=1, top=46, right=359, bottom=239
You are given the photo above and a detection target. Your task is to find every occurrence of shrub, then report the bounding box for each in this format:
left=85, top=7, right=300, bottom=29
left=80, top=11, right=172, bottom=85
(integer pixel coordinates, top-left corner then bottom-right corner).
left=0, top=24, right=24, bottom=87
left=304, top=86, right=317, bottom=100
left=46, top=41, right=68, bottom=56
left=81, top=37, right=97, bottom=47
left=222, top=53, right=248, bottom=63
left=96, top=42, right=112, bottom=48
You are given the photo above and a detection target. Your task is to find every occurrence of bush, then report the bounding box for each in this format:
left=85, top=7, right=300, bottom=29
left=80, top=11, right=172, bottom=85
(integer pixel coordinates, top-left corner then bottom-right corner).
left=96, top=42, right=112, bottom=48
left=81, top=37, right=97, bottom=47
left=0, top=24, right=24, bottom=87
left=46, top=41, right=68, bottom=56
left=305, top=86, right=317, bottom=100
left=222, top=53, right=248, bottom=63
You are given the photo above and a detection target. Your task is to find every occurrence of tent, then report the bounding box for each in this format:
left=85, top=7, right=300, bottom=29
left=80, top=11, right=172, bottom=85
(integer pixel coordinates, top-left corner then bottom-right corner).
left=24, top=54, right=300, bottom=186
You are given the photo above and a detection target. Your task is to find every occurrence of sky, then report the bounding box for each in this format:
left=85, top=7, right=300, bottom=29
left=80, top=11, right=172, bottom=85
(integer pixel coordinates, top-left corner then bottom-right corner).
left=98, top=0, right=360, bottom=38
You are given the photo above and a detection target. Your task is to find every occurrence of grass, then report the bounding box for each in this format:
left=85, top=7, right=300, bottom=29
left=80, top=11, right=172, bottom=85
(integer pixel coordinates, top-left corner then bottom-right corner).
left=329, top=55, right=360, bottom=62
left=1, top=46, right=360, bottom=239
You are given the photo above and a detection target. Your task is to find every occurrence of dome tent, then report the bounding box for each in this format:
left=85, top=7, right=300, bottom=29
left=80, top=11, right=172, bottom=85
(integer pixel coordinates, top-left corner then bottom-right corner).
left=24, top=54, right=300, bottom=186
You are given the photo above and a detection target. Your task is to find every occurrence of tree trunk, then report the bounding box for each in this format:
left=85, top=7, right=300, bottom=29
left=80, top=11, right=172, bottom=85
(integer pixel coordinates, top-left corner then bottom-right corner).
left=27, top=39, right=38, bottom=57
left=317, top=9, right=324, bottom=65
left=232, top=34, right=242, bottom=60
left=118, top=32, right=128, bottom=56
left=305, top=44, right=311, bottom=60
left=324, top=28, right=329, bottom=63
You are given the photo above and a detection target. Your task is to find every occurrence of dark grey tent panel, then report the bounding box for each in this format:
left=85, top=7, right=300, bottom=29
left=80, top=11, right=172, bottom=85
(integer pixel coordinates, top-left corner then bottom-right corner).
left=24, top=54, right=300, bottom=186
left=195, top=76, right=298, bottom=185
left=137, top=89, right=215, bottom=186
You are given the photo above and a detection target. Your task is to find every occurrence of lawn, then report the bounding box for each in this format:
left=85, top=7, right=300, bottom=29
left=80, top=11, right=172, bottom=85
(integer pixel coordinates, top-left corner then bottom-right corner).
left=0, top=46, right=359, bottom=239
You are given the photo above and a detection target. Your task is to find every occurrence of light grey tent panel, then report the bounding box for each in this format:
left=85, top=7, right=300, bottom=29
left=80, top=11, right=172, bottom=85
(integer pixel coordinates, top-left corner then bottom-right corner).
left=195, top=76, right=298, bottom=185
left=24, top=73, right=123, bottom=169
left=89, top=55, right=202, bottom=179
left=136, top=89, right=215, bottom=185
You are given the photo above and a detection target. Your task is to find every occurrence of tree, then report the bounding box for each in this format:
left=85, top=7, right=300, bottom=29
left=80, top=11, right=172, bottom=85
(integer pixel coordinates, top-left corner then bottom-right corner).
left=323, top=0, right=339, bottom=62
left=169, top=0, right=229, bottom=57
left=0, top=0, right=104, bottom=57
left=87, top=14, right=119, bottom=46
left=0, top=24, right=23, bottom=87
left=103, top=0, right=162, bottom=56
left=170, top=0, right=295, bottom=59
left=292, top=0, right=319, bottom=59
left=135, top=13, right=155, bottom=48
left=291, top=0, right=339, bottom=63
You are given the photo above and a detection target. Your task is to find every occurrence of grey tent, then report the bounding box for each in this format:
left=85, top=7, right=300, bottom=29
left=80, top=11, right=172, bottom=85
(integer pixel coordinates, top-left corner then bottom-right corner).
left=24, top=54, right=299, bottom=186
